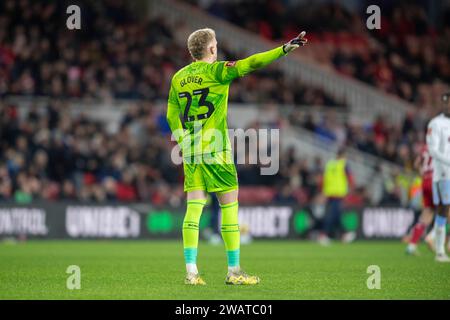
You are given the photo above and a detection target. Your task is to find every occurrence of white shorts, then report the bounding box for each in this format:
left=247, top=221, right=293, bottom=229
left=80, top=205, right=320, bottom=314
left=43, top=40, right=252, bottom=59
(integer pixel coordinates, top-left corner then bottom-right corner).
left=432, top=180, right=450, bottom=206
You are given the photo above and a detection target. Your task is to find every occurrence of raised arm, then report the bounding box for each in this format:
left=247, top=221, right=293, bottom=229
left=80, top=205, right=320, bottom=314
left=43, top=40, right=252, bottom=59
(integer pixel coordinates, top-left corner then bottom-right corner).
left=233, top=46, right=287, bottom=77
left=212, top=31, right=307, bottom=83
left=236, top=31, right=308, bottom=77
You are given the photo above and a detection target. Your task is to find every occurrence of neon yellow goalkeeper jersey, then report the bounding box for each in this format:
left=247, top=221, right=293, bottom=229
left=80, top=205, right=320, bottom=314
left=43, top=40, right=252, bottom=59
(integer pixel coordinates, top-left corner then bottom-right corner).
left=167, top=46, right=287, bottom=159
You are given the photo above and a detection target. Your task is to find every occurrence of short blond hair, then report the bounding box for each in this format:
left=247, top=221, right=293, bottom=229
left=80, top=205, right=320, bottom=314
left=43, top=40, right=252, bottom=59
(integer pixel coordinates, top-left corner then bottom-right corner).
left=187, top=28, right=216, bottom=60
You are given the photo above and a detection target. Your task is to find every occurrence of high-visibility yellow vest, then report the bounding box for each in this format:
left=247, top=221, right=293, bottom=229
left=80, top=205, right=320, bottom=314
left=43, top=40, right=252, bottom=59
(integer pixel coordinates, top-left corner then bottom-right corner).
left=409, top=176, right=422, bottom=199
left=323, top=158, right=348, bottom=198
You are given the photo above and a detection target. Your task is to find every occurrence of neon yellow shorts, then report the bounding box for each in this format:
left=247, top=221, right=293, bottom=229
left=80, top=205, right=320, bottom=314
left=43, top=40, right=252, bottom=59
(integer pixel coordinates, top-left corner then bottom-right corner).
left=183, top=151, right=238, bottom=193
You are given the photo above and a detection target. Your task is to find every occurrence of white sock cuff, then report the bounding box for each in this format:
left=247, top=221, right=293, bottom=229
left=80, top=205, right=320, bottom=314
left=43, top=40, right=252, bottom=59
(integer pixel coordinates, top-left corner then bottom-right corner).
left=186, top=263, right=198, bottom=274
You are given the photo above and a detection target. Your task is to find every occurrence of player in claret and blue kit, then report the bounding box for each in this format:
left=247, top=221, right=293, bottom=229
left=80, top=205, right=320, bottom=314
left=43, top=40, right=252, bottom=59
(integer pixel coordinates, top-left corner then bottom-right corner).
left=426, top=92, right=450, bottom=262
left=166, top=28, right=307, bottom=285
left=405, top=140, right=435, bottom=255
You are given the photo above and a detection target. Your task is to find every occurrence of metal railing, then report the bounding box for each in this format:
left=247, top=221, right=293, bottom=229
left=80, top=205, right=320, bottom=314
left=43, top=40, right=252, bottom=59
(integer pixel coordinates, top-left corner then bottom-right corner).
left=228, top=104, right=409, bottom=204
left=5, top=95, right=408, bottom=204
left=279, top=127, right=401, bottom=205
left=148, top=0, right=414, bottom=124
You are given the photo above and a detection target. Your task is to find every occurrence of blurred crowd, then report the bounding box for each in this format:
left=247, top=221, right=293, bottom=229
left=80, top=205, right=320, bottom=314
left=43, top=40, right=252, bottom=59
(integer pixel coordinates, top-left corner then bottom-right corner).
left=0, top=100, right=185, bottom=204
left=194, top=0, right=450, bottom=113
left=289, top=108, right=427, bottom=169
left=191, top=0, right=449, bottom=173
left=0, top=100, right=414, bottom=207
left=0, top=0, right=441, bottom=207
left=0, top=0, right=341, bottom=107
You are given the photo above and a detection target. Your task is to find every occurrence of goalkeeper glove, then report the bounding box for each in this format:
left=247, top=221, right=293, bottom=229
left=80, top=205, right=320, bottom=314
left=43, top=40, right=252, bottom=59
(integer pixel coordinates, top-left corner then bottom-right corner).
left=282, top=31, right=308, bottom=54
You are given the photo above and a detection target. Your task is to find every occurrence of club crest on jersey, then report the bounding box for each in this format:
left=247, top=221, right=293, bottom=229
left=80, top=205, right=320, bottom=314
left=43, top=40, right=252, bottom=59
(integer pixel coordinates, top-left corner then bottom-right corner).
left=225, top=61, right=236, bottom=67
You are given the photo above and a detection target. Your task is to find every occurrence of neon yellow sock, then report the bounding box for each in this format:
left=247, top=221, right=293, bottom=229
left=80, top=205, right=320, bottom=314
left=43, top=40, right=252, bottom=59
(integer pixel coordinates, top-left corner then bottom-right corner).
left=183, top=199, right=206, bottom=265
left=220, top=201, right=240, bottom=267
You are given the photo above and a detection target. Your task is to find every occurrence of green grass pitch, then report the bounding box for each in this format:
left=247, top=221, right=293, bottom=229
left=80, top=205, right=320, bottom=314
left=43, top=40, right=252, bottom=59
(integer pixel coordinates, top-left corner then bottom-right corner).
left=0, top=240, right=449, bottom=299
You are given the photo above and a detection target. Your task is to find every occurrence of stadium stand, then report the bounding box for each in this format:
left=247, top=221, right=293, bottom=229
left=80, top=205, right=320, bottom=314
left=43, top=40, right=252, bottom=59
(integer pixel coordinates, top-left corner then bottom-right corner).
left=192, top=0, right=450, bottom=112
left=0, top=0, right=341, bottom=106
left=0, top=99, right=409, bottom=207
left=0, top=0, right=448, bottom=208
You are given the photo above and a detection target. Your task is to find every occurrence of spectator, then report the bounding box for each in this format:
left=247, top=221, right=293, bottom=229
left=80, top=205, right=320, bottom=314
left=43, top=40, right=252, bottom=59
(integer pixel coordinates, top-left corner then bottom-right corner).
left=318, top=149, right=356, bottom=245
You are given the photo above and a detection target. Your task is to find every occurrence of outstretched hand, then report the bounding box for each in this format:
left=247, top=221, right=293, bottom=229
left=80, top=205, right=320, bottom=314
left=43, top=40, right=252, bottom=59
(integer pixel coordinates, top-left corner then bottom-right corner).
left=283, top=31, right=308, bottom=53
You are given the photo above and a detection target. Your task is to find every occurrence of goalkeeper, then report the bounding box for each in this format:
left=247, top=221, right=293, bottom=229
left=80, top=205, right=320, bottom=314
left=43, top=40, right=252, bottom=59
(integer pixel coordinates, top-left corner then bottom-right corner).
left=166, top=28, right=307, bottom=285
